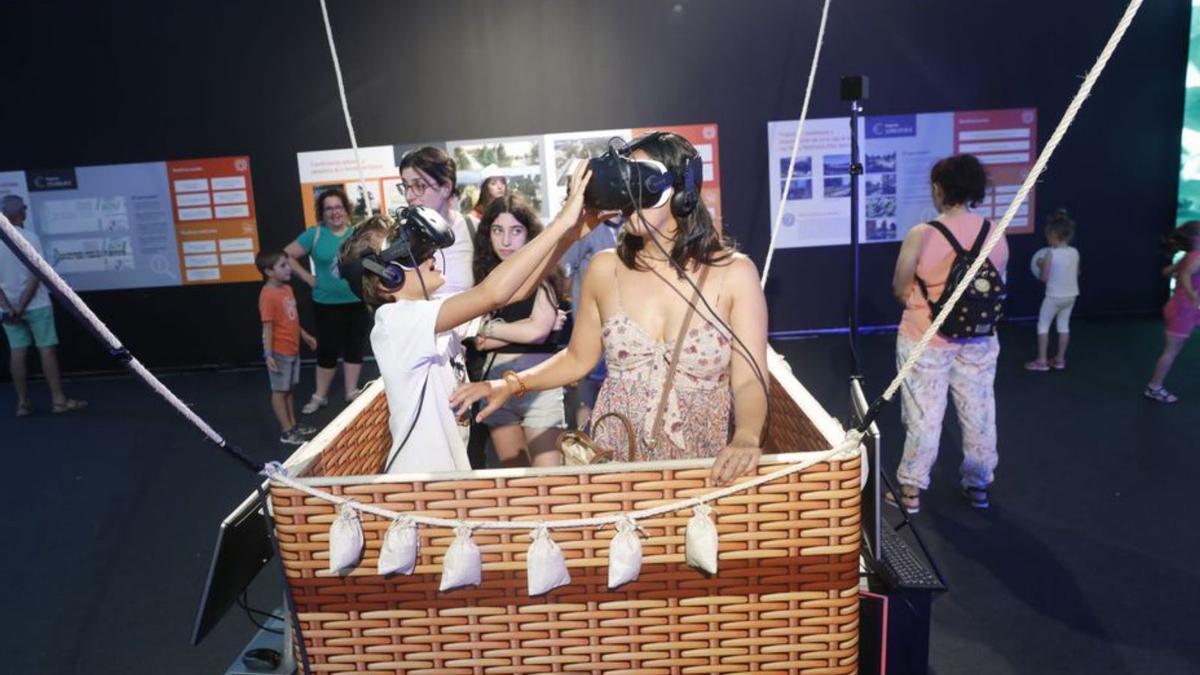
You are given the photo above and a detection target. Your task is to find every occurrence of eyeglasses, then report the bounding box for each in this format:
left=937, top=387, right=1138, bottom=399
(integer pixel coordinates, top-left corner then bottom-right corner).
left=322, top=204, right=347, bottom=213
left=401, top=180, right=437, bottom=196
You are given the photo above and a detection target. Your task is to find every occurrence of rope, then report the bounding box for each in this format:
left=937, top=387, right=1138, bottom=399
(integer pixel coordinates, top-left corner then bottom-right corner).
left=317, top=0, right=373, bottom=216
left=761, top=0, right=833, bottom=287
left=0, top=213, right=262, bottom=474
left=262, top=431, right=862, bottom=531
left=879, top=0, right=1143, bottom=406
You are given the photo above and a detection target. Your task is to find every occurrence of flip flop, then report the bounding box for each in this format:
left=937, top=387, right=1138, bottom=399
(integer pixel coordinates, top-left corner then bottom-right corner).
left=52, top=399, right=88, bottom=414
left=16, top=401, right=35, bottom=417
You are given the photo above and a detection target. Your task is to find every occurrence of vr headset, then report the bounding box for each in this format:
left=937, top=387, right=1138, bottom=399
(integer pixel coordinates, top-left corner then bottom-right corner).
left=338, top=206, right=455, bottom=300
left=583, top=131, right=704, bottom=219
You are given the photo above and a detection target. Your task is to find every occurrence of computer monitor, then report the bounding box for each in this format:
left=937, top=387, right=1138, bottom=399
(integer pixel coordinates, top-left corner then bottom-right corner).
left=191, top=483, right=275, bottom=645
left=851, top=378, right=882, bottom=564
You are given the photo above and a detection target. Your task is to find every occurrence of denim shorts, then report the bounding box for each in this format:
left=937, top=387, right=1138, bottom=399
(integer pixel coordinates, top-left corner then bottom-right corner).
left=268, top=352, right=301, bottom=392
left=484, top=353, right=566, bottom=429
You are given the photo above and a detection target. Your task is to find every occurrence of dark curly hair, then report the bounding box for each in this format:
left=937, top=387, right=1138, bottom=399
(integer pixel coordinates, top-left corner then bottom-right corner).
left=472, top=195, right=564, bottom=303
left=930, top=154, right=988, bottom=208
left=314, top=186, right=351, bottom=225
left=614, top=131, right=734, bottom=275
left=1163, top=220, right=1200, bottom=258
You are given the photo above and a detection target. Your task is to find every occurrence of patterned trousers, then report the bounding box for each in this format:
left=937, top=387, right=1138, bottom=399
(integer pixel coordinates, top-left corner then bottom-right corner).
left=895, top=333, right=1000, bottom=490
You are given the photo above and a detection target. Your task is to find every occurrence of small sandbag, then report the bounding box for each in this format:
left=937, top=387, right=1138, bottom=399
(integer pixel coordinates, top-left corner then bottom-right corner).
left=527, top=526, right=571, bottom=596
left=607, top=517, right=643, bottom=589
left=328, top=502, right=363, bottom=573
left=685, top=503, right=718, bottom=575
left=439, top=526, right=482, bottom=591
left=378, top=516, right=419, bottom=576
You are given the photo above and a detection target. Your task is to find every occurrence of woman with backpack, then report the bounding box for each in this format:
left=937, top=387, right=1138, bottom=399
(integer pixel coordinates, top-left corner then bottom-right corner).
left=889, top=154, right=1009, bottom=513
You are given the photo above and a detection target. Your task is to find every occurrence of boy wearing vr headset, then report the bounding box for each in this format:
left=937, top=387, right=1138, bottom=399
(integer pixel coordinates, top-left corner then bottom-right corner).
left=339, top=162, right=596, bottom=474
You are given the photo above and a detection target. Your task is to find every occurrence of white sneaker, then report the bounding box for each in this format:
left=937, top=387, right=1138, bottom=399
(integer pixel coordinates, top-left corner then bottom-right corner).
left=301, top=395, right=328, bottom=415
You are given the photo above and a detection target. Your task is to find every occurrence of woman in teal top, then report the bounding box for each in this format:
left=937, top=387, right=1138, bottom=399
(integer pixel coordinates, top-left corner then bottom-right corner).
left=285, top=187, right=367, bottom=414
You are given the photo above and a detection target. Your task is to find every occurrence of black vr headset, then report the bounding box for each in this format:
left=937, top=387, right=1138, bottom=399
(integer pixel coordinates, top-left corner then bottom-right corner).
left=338, top=206, right=455, bottom=300
left=583, top=132, right=704, bottom=219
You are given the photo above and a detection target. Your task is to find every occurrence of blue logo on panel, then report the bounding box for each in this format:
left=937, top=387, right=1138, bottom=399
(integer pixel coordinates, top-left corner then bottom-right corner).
left=866, top=115, right=917, bottom=139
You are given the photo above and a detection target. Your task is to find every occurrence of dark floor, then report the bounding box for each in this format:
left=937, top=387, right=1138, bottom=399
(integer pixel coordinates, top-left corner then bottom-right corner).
left=1, top=318, right=1197, bottom=674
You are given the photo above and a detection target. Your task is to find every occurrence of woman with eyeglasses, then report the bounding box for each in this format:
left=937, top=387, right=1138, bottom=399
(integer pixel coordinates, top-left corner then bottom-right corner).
left=397, top=147, right=476, bottom=295
left=285, top=186, right=368, bottom=414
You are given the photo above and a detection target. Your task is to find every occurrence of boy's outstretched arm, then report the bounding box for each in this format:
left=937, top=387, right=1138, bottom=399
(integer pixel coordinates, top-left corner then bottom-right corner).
left=435, top=163, right=594, bottom=333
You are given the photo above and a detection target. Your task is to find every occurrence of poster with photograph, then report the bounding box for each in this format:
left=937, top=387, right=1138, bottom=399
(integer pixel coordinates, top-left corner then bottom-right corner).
left=767, top=107, right=1037, bottom=249
left=448, top=136, right=547, bottom=215
left=297, top=123, right=723, bottom=229
left=545, top=129, right=630, bottom=216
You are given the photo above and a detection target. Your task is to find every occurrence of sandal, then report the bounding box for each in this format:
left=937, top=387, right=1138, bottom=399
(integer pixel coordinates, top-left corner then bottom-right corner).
left=16, top=401, right=35, bottom=417
left=301, top=395, right=328, bottom=415
left=1144, top=386, right=1178, bottom=403
left=962, top=485, right=990, bottom=509
left=1024, top=360, right=1050, bottom=372
left=884, top=486, right=920, bottom=514
left=1050, top=357, right=1066, bottom=371
left=51, top=399, right=88, bottom=414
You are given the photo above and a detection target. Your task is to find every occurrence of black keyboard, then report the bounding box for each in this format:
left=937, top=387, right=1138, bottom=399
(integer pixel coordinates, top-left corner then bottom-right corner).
left=876, top=525, right=945, bottom=591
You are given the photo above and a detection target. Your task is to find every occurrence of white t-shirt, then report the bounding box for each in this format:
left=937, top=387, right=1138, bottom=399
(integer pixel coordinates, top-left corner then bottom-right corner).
left=373, top=296, right=475, bottom=475
left=1043, top=246, right=1080, bottom=298
left=439, top=211, right=475, bottom=296
left=0, top=226, right=51, bottom=312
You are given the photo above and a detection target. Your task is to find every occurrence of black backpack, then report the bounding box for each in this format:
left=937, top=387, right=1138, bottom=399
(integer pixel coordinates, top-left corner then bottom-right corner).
left=915, top=220, right=1007, bottom=339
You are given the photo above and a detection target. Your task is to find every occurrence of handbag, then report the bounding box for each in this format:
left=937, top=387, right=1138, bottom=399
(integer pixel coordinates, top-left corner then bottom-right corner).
left=558, top=267, right=708, bottom=465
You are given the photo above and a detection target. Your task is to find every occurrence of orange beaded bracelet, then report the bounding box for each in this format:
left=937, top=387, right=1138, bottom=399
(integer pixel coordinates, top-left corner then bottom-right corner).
left=502, top=370, right=528, bottom=398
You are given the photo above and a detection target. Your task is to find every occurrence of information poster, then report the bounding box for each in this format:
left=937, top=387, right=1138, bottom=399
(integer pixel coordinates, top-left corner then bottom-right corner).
left=767, top=108, right=1037, bottom=249
left=0, top=156, right=260, bottom=290
left=1178, top=0, right=1200, bottom=225
left=297, top=123, right=722, bottom=230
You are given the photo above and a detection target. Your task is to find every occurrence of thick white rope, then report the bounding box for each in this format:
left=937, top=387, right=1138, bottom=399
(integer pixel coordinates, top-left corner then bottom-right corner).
left=262, top=431, right=862, bottom=530
left=0, top=214, right=229, bottom=448
left=881, top=0, right=1143, bottom=404
left=318, top=0, right=373, bottom=216
left=761, top=0, right=833, bottom=288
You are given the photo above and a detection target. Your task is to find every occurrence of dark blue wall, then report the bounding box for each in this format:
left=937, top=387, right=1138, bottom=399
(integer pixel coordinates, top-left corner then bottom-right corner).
left=3, top=0, right=1189, bottom=372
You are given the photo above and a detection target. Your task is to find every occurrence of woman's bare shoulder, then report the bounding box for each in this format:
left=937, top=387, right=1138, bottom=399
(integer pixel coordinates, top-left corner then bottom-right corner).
left=719, top=253, right=762, bottom=284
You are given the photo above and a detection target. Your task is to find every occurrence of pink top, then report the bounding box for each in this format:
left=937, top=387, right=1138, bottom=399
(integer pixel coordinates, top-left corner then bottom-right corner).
left=1170, top=252, right=1200, bottom=304
left=898, top=212, right=1009, bottom=347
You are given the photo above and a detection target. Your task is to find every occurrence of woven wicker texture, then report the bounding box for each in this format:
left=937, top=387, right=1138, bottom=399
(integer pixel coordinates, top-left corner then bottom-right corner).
left=307, top=389, right=393, bottom=478
left=272, top=455, right=860, bottom=673
left=309, top=372, right=829, bottom=481
left=762, top=375, right=829, bottom=454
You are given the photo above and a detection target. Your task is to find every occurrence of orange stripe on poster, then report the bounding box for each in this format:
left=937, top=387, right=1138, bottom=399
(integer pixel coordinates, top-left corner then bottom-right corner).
left=165, top=156, right=261, bottom=285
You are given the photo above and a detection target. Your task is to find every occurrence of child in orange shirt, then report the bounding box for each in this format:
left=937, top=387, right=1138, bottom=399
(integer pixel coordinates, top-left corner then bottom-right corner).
left=257, top=251, right=318, bottom=444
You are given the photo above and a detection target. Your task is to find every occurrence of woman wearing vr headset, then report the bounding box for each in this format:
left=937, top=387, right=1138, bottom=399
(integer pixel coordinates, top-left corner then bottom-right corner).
left=339, top=162, right=596, bottom=474
left=453, top=132, right=769, bottom=486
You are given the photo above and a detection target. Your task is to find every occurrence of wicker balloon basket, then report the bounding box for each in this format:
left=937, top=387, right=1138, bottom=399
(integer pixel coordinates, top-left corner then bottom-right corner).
left=270, top=351, right=861, bottom=674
